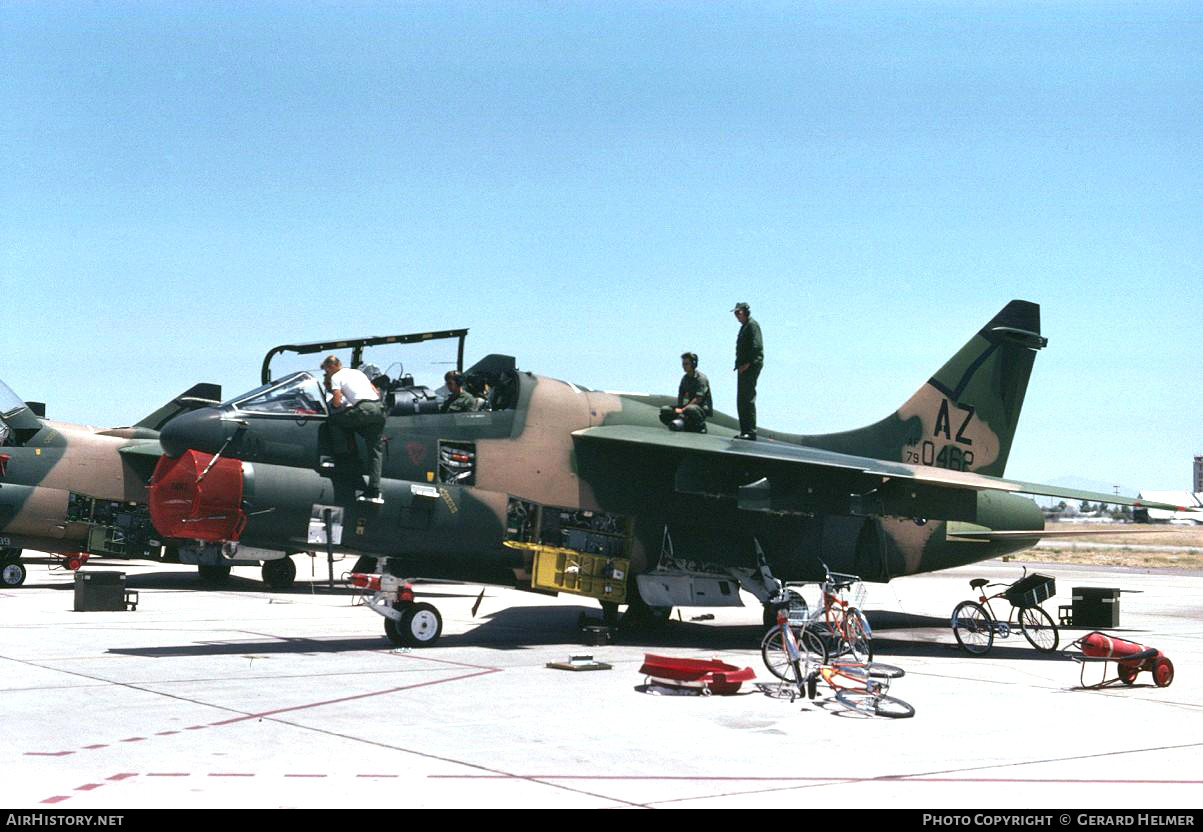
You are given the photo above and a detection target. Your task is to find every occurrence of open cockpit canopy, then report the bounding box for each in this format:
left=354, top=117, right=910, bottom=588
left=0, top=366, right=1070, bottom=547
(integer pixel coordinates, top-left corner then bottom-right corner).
left=0, top=378, right=42, bottom=444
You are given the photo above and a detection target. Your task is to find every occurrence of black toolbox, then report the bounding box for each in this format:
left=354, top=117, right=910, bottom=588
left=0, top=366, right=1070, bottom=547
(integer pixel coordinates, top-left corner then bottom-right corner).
left=74, top=572, right=137, bottom=612
left=1070, top=587, right=1120, bottom=628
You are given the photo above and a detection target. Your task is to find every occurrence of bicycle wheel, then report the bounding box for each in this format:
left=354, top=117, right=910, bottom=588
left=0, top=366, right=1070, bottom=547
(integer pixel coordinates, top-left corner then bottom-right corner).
left=845, top=608, right=873, bottom=662
left=951, top=600, right=993, bottom=655
left=1016, top=605, right=1058, bottom=652
left=760, top=625, right=792, bottom=680
left=761, top=624, right=827, bottom=682
left=793, top=626, right=827, bottom=682
left=834, top=689, right=915, bottom=718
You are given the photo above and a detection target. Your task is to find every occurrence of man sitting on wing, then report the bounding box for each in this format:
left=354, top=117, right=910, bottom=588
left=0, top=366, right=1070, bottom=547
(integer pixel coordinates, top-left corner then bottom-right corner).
left=659, top=352, right=712, bottom=433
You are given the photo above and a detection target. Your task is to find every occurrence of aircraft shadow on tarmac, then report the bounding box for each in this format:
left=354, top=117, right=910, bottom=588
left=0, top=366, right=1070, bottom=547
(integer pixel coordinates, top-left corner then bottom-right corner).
left=40, top=567, right=484, bottom=600
left=108, top=636, right=396, bottom=658
left=99, top=599, right=1119, bottom=663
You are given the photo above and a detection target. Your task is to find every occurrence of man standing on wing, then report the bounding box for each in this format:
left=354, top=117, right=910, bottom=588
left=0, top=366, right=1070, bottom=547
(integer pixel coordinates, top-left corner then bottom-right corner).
left=732, top=302, right=763, bottom=441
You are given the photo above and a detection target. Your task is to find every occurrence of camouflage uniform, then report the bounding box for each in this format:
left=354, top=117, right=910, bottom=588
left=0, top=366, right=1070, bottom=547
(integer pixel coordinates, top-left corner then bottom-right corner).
left=659, top=370, right=712, bottom=432
left=735, top=316, right=763, bottom=438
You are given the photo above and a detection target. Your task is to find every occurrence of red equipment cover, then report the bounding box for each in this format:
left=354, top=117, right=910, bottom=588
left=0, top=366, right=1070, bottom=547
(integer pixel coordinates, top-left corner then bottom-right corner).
left=639, top=654, right=757, bottom=695
left=1080, top=632, right=1155, bottom=661
left=149, top=451, right=246, bottom=542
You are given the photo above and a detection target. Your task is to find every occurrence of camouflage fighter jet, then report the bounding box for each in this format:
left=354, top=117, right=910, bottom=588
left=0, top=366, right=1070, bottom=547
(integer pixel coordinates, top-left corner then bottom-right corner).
left=0, top=378, right=304, bottom=589
left=147, top=302, right=1193, bottom=645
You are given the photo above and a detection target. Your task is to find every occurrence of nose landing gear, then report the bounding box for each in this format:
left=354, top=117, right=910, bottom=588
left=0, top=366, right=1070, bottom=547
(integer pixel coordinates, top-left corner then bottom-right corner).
left=352, top=572, right=444, bottom=647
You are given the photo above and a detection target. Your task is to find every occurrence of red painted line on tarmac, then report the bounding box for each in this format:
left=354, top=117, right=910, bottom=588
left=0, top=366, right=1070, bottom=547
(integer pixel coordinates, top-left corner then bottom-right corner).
left=75, top=784, right=103, bottom=792
left=207, top=668, right=500, bottom=727
left=108, top=773, right=137, bottom=781
left=40, top=796, right=71, bottom=805
left=23, top=661, right=504, bottom=777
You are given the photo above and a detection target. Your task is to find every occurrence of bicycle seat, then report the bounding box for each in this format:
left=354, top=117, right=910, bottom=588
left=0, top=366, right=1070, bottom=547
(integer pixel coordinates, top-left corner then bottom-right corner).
left=970, top=579, right=989, bottom=589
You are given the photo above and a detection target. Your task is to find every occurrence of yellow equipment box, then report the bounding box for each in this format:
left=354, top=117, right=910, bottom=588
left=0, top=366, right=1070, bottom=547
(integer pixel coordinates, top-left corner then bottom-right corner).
left=505, top=541, right=628, bottom=603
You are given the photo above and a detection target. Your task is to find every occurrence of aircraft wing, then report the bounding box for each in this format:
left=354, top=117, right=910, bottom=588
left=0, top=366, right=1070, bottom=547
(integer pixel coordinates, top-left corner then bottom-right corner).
left=572, top=426, right=1196, bottom=523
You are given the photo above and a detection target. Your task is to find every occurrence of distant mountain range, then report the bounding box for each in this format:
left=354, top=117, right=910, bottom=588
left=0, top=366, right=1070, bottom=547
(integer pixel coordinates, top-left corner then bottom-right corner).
left=1032, top=476, right=1137, bottom=507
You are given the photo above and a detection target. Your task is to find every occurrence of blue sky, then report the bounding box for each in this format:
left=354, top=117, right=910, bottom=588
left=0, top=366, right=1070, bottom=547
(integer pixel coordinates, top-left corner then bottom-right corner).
left=2, top=1, right=1199, bottom=493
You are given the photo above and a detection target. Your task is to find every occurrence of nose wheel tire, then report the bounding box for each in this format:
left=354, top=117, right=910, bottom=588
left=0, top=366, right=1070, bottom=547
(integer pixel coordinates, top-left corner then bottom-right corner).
left=2, top=561, right=27, bottom=588
left=384, top=602, right=443, bottom=647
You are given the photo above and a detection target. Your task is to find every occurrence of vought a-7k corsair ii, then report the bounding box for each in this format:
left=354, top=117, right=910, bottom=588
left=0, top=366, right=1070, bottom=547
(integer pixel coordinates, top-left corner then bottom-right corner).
left=147, top=303, right=1191, bottom=645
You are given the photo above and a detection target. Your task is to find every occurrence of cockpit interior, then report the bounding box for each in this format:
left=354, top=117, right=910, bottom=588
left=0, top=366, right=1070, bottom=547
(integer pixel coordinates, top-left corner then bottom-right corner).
left=237, top=329, right=521, bottom=419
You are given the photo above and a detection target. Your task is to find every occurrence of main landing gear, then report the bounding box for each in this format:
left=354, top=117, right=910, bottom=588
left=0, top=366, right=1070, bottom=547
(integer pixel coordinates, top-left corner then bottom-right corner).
left=194, top=554, right=299, bottom=590
left=1, top=548, right=26, bottom=588
left=261, top=556, right=297, bottom=591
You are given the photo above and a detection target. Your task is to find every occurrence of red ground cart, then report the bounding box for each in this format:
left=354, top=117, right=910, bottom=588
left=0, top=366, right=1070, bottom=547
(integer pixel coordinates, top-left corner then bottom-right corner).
left=1064, top=631, right=1174, bottom=689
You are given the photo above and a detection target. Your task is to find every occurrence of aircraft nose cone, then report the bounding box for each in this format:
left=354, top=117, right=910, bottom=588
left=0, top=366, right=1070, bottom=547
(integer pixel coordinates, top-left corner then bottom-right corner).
left=159, top=407, right=228, bottom=458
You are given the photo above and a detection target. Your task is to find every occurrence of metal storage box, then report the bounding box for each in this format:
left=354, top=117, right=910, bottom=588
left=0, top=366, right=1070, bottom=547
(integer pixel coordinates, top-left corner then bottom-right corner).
left=1071, top=587, right=1120, bottom=628
left=73, top=572, right=135, bottom=612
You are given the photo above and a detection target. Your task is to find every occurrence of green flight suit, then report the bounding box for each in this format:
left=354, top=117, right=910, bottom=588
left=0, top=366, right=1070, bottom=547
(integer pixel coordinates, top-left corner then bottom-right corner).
left=659, top=370, right=711, bottom=432
left=441, top=390, right=477, bottom=413
left=735, top=318, right=763, bottom=437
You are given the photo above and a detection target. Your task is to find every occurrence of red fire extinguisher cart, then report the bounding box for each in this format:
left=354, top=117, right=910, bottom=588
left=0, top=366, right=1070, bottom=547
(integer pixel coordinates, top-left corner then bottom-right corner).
left=1065, top=631, right=1174, bottom=689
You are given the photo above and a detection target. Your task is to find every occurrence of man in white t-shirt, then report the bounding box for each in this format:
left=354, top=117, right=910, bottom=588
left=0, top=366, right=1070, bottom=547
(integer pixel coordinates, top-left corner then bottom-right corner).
left=321, top=355, right=386, bottom=504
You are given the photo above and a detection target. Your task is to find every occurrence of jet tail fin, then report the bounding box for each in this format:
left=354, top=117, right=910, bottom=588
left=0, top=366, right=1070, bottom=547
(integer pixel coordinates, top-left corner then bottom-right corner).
left=803, top=300, right=1045, bottom=477
left=135, top=383, right=223, bottom=433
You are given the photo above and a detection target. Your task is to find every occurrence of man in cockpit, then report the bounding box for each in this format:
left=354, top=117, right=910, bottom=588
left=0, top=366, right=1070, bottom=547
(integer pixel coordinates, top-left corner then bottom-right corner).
left=320, top=355, right=386, bottom=504
left=440, top=371, right=477, bottom=413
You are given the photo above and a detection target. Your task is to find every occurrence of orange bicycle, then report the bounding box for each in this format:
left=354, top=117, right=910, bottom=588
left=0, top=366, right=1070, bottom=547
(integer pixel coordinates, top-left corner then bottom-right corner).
left=801, top=564, right=872, bottom=662
left=760, top=565, right=871, bottom=677
left=760, top=610, right=913, bottom=718
left=812, top=659, right=913, bottom=719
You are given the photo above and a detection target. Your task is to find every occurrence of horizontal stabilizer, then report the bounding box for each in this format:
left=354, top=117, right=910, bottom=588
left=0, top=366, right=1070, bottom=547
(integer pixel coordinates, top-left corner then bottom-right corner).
left=945, top=525, right=1179, bottom=542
